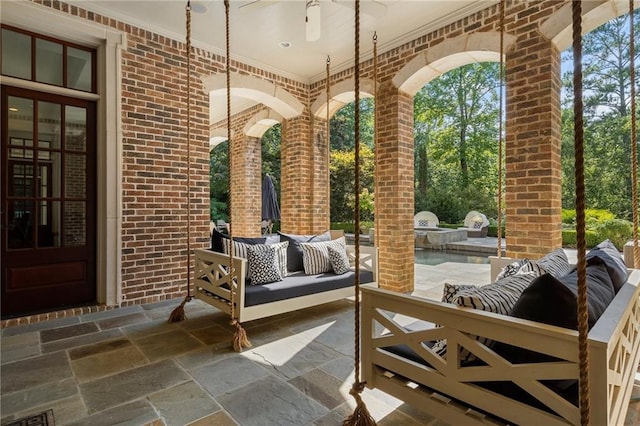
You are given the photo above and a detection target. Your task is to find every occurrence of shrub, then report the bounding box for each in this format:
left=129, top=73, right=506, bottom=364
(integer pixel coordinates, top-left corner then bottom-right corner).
left=562, top=229, right=600, bottom=248
left=593, top=219, right=633, bottom=250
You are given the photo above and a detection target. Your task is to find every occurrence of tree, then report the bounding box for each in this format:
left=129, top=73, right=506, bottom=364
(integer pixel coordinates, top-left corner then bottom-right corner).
left=209, top=141, right=229, bottom=221
left=261, top=124, right=282, bottom=197
left=414, top=62, right=501, bottom=222
left=561, top=13, right=640, bottom=219
left=329, top=145, right=375, bottom=222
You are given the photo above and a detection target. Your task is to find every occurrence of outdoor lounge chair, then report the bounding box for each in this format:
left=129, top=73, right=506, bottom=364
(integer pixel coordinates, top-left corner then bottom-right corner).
left=414, top=211, right=439, bottom=230
left=458, top=210, right=489, bottom=237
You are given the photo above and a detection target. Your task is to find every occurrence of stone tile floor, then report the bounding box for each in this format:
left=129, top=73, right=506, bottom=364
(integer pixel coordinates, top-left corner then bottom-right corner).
left=1, top=262, right=639, bottom=425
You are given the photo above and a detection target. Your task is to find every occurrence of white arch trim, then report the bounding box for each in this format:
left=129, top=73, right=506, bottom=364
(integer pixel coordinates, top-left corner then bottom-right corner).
left=310, top=78, right=375, bottom=119
left=203, top=74, right=304, bottom=123
left=541, top=0, right=636, bottom=51
left=393, top=32, right=517, bottom=96
left=209, top=128, right=228, bottom=150
left=244, top=110, right=283, bottom=138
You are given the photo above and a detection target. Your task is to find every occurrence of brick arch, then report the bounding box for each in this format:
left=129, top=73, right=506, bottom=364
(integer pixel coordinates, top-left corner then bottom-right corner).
left=208, top=127, right=228, bottom=151
left=392, top=32, right=517, bottom=96
left=202, top=73, right=305, bottom=123
left=541, top=0, right=633, bottom=51
left=309, top=77, right=375, bottom=119
left=243, top=110, right=283, bottom=138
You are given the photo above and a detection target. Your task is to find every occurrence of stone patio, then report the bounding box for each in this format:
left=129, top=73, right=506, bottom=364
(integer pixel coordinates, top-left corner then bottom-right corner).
left=1, top=261, right=638, bottom=425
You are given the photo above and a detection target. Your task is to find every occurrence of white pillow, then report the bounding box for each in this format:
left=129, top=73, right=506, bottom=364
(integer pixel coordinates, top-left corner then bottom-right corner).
left=299, top=237, right=346, bottom=275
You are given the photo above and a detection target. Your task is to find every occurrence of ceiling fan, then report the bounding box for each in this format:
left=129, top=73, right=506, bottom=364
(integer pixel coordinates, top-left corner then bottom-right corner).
left=238, top=0, right=388, bottom=42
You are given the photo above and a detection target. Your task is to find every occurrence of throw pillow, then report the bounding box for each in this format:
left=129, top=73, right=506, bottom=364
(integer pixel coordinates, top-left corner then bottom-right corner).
left=508, top=262, right=616, bottom=330
left=450, top=271, right=541, bottom=363
left=586, top=239, right=627, bottom=293
left=441, top=282, right=477, bottom=304
left=327, top=244, right=351, bottom=275
left=473, top=220, right=483, bottom=229
left=277, top=231, right=332, bottom=272
left=223, top=239, right=278, bottom=280
left=495, top=259, right=528, bottom=280
left=246, top=245, right=282, bottom=285
left=299, top=237, right=346, bottom=275
left=269, top=241, right=289, bottom=278
left=535, top=248, right=571, bottom=278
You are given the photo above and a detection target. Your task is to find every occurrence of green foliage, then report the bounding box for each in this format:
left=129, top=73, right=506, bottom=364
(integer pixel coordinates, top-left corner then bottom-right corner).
left=561, top=209, right=616, bottom=226
left=592, top=219, right=633, bottom=250
left=330, top=221, right=375, bottom=234
left=209, top=141, right=229, bottom=221
left=561, top=229, right=601, bottom=248
left=329, top=144, right=375, bottom=222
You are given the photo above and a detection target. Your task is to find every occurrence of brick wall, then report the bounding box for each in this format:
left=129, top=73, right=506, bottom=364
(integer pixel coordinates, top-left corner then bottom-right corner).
left=4, top=0, right=582, bottom=326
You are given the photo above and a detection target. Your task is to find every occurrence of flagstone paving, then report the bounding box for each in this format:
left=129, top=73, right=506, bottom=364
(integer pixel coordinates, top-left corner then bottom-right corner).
left=1, top=260, right=638, bottom=425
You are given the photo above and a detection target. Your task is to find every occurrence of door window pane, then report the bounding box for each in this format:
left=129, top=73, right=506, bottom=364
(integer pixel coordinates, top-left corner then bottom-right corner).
left=65, top=154, right=86, bottom=198
left=36, top=38, right=63, bottom=86
left=38, top=201, right=61, bottom=247
left=8, top=97, right=34, bottom=143
left=38, top=101, right=61, bottom=149
left=67, top=47, right=92, bottom=91
left=38, top=152, right=61, bottom=198
left=1, top=29, right=31, bottom=79
left=64, top=202, right=86, bottom=246
left=65, top=106, right=87, bottom=152
left=8, top=200, right=34, bottom=249
left=9, top=162, right=34, bottom=197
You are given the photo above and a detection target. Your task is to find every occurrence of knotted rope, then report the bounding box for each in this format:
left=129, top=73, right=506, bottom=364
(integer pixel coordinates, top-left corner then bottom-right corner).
left=496, top=0, right=504, bottom=258
left=224, top=0, right=251, bottom=352
left=571, top=1, right=591, bottom=424
left=168, top=0, right=193, bottom=323
left=343, top=1, right=375, bottom=424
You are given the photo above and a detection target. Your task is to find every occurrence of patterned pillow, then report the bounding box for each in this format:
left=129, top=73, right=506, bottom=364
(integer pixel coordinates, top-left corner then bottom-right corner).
left=327, top=245, right=351, bottom=275
left=441, top=282, right=477, bottom=304
left=418, top=220, right=429, bottom=227
left=247, top=245, right=282, bottom=285
left=536, top=248, right=571, bottom=278
left=496, top=258, right=545, bottom=281
left=299, top=237, right=346, bottom=275
left=223, top=239, right=288, bottom=281
left=473, top=220, right=484, bottom=229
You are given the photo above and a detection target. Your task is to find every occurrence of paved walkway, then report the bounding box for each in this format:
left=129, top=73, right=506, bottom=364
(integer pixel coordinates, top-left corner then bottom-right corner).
left=0, top=258, right=636, bottom=426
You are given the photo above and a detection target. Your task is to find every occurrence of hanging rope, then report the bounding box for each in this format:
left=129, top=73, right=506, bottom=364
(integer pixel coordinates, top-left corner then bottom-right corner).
left=344, top=1, right=375, bottom=425
left=373, top=32, right=379, bottom=248
left=630, top=0, right=639, bottom=268
left=571, top=2, right=591, bottom=424
left=224, top=0, right=251, bottom=352
left=327, top=55, right=331, bottom=212
left=496, top=0, right=505, bottom=258
left=168, top=0, right=193, bottom=323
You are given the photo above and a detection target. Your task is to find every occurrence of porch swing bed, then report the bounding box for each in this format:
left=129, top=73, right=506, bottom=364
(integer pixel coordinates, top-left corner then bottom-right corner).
left=360, top=249, right=640, bottom=426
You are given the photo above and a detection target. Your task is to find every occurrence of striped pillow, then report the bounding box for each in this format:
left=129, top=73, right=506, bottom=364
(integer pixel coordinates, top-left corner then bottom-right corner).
left=535, top=248, right=571, bottom=278
left=448, top=271, right=541, bottom=363
left=299, top=237, right=346, bottom=275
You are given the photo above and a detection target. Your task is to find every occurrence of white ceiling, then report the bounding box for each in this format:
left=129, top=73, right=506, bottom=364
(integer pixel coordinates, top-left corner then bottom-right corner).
left=74, top=0, right=496, bottom=83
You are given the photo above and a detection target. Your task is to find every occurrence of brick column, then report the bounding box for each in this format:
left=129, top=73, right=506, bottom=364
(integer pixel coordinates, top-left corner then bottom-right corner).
left=230, top=133, right=261, bottom=237
left=505, top=33, right=562, bottom=258
left=375, top=81, right=415, bottom=293
left=311, top=114, right=330, bottom=233
left=281, top=111, right=314, bottom=234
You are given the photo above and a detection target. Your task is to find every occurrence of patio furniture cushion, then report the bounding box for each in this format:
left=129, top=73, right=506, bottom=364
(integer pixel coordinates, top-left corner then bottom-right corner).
left=508, top=261, right=615, bottom=330
left=328, top=244, right=350, bottom=275
left=223, top=239, right=288, bottom=281
left=247, top=245, right=282, bottom=285
left=212, top=228, right=266, bottom=253
left=277, top=231, right=331, bottom=272
left=243, top=268, right=374, bottom=306
left=441, top=282, right=476, bottom=303
left=300, top=237, right=346, bottom=274
left=536, top=247, right=572, bottom=278
left=448, top=271, right=541, bottom=362
left=586, top=239, right=627, bottom=292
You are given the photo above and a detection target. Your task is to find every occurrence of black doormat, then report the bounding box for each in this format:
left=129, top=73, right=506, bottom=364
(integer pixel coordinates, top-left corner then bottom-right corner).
left=3, top=410, right=54, bottom=426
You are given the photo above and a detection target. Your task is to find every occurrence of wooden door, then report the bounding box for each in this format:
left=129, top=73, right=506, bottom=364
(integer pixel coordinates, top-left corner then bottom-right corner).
left=1, top=86, right=96, bottom=318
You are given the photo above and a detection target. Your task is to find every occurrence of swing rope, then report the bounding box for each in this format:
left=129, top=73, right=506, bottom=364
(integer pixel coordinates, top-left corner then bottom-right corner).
left=327, top=55, right=331, bottom=207
left=224, top=0, right=251, bottom=352
left=168, top=0, right=193, bottom=323
left=496, top=0, right=504, bottom=258
left=373, top=32, right=379, bottom=248
left=571, top=1, right=591, bottom=424
left=344, top=1, right=375, bottom=425
left=630, top=0, right=639, bottom=268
